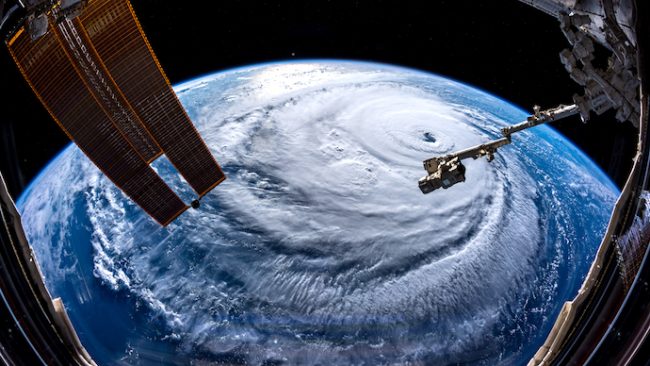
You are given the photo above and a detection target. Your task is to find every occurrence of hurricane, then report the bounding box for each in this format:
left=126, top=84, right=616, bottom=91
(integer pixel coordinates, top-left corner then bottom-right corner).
left=17, top=61, right=617, bottom=365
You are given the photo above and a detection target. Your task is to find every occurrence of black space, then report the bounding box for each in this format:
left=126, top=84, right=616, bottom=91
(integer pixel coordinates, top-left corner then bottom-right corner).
left=0, top=0, right=637, bottom=198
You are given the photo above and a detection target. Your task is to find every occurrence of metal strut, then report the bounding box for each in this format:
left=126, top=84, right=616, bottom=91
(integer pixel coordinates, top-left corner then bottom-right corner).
left=418, top=104, right=579, bottom=193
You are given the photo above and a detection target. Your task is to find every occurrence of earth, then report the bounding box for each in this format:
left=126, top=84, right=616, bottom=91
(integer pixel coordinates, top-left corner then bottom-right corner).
left=17, top=61, right=618, bottom=365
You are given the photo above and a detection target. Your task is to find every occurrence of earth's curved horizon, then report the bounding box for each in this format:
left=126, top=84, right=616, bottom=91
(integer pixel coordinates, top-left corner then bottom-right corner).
left=18, top=60, right=617, bottom=365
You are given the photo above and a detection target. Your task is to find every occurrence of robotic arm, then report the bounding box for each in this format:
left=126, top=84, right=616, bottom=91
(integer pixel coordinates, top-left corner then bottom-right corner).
left=418, top=104, right=579, bottom=193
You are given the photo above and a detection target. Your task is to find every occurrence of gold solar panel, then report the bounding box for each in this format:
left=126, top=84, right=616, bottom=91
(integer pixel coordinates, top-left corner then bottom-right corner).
left=79, top=0, right=226, bottom=196
left=8, top=25, right=188, bottom=226
left=6, top=0, right=227, bottom=225
left=58, top=16, right=162, bottom=163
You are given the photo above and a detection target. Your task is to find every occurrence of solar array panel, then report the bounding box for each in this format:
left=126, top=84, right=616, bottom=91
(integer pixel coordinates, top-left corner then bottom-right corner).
left=58, top=17, right=162, bottom=162
left=79, top=0, right=226, bottom=196
left=7, top=26, right=189, bottom=226
left=6, top=0, right=227, bottom=225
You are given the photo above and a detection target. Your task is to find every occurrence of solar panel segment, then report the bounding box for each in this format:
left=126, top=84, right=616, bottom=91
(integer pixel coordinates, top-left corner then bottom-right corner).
left=79, top=0, right=226, bottom=196
left=8, top=26, right=189, bottom=226
left=6, top=0, right=226, bottom=225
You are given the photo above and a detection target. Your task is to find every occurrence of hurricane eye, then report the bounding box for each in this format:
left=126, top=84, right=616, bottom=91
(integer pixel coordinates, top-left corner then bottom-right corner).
left=422, top=132, right=437, bottom=143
